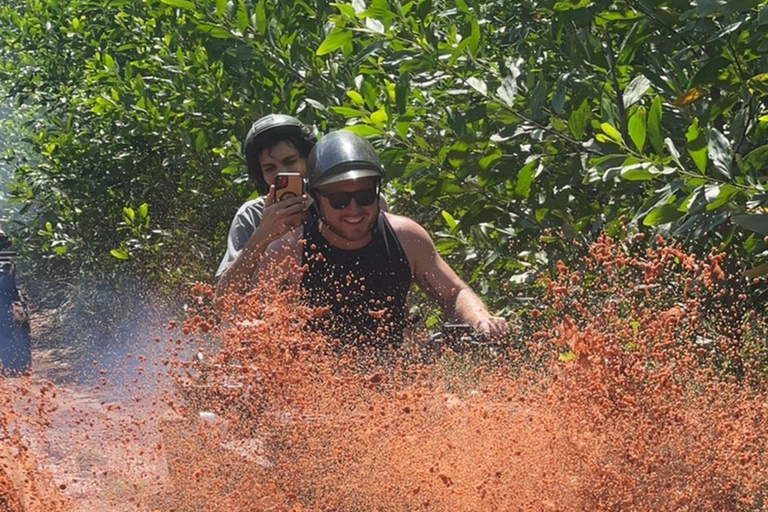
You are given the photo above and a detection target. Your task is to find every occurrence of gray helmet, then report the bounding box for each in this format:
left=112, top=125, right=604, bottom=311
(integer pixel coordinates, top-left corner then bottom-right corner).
left=244, top=114, right=317, bottom=193
left=307, top=130, right=384, bottom=189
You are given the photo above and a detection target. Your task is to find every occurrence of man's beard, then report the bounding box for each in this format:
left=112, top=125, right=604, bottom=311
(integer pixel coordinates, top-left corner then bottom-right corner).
left=321, top=209, right=379, bottom=246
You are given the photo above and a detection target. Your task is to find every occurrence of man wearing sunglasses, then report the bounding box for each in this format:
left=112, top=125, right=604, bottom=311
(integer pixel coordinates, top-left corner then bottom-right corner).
left=257, top=130, right=507, bottom=347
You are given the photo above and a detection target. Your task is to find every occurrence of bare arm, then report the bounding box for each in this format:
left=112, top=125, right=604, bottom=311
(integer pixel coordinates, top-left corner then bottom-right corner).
left=253, top=228, right=304, bottom=292
left=390, top=214, right=507, bottom=338
left=216, top=187, right=309, bottom=296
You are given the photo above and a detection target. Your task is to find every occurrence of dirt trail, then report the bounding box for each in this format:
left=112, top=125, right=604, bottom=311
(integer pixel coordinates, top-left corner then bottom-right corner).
left=0, top=310, right=172, bottom=512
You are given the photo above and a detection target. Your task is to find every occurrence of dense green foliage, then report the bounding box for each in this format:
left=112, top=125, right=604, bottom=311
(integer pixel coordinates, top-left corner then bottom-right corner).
left=0, top=0, right=766, bottom=301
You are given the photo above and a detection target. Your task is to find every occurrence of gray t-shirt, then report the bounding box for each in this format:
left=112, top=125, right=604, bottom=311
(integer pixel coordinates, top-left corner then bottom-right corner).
left=215, top=196, right=266, bottom=280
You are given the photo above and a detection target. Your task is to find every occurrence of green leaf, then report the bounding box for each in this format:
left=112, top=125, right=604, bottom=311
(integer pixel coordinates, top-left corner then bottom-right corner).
left=705, top=20, right=743, bottom=43
left=110, top=248, right=130, bottom=260
left=330, top=106, right=366, bottom=117
left=732, top=214, right=768, bottom=236
left=644, top=205, right=684, bottom=226
left=396, top=73, right=409, bottom=115
left=103, top=53, right=115, bottom=72
left=620, top=163, right=658, bottom=181
left=648, top=96, right=664, bottom=154
left=161, top=0, right=195, bottom=9
left=317, top=30, right=353, bottom=55
left=706, top=184, right=739, bottom=211
left=696, top=0, right=726, bottom=16
left=623, top=75, right=652, bottom=108
left=123, top=207, right=135, bottom=223
left=441, top=210, right=457, bottom=229
left=237, top=0, right=249, bottom=33
left=370, top=107, right=388, bottom=125
left=365, top=17, right=385, bottom=34
left=569, top=99, right=591, bottom=140
left=466, top=17, right=480, bottom=57
left=255, top=0, right=267, bottom=34
left=708, top=128, right=732, bottom=179
left=497, top=75, right=517, bottom=108
left=553, top=0, right=591, bottom=10
left=742, top=145, right=768, bottom=173
left=479, top=149, right=502, bottom=170
left=515, top=160, right=537, bottom=199
left=138, top=203, right=149, bottom=218
left=196, top=23, right=234, bottom=39
left=691, top=57, right=730, bottom=87
left=344, top=124, right=384, bottom=137
left=685, top=119, right=707, bottom=173
left=347, top=90, right=364, bottom=106
left=665, top=138, right=683, bottom=168
left=601, top=122, right=623, bottom=143
left=628, top=107, right=647, bottom=152
left=466, top=77, right=487, bottom=96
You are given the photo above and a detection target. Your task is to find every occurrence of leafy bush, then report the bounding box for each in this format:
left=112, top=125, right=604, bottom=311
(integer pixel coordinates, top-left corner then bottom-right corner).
left=0, top=0, right=765, bottom=300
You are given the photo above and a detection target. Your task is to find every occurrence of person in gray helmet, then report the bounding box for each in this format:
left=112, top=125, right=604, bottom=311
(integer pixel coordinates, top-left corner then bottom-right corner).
left=215, top=114, right=317, bottom=296
left=257, top=130, right=508, bottom=346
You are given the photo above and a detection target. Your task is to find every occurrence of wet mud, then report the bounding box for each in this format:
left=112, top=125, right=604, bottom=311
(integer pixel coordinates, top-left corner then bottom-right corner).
left=1, top=235, right=767, bottom=511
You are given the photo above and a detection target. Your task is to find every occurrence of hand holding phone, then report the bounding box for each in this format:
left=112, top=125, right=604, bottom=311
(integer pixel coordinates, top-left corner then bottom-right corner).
left=274, top=173, right=304, bottom=201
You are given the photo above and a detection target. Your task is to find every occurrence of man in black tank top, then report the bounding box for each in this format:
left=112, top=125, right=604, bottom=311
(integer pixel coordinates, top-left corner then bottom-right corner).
left=258, top=131, right=507, bottom=349
left=301, top=212, right=411, bottom=348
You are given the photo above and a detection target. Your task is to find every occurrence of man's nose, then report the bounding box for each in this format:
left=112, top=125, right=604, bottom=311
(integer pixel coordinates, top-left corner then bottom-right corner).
left=345, top=197, right=363, bottom=212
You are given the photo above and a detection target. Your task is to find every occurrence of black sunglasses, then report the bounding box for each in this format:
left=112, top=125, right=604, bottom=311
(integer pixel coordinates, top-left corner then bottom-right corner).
left=315, top=188, right=378, bottom=210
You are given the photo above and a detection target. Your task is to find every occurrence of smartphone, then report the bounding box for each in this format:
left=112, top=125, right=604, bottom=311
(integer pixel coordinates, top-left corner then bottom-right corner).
left=274, top=173, right=304, bottom=201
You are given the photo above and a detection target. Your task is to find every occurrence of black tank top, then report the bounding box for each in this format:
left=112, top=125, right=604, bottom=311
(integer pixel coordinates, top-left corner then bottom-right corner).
left=300, top=214, right=411, bottom=347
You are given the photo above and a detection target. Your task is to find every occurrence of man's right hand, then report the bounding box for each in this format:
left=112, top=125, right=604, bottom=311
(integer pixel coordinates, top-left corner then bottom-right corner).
left=257, top=185, right=311, bottom=242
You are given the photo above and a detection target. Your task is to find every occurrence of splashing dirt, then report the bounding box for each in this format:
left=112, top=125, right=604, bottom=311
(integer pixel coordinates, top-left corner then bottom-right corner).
left=2, top=234, right=767, bottom=511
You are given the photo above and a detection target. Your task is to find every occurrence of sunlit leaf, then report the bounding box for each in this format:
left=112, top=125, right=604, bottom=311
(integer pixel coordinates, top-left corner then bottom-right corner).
left=497, top=75, right=517, bottom=108
left=553, top=0, right=591, bottom=10
left=255, top=0, right=267, bottom=34
left=748, top=73, right=768, bottom=96
left=601, top=122, right=622, bottom=143
left=665, top=138, right=683, bottom=168
left=110, top=248, right=130, bottom=260
left=344, top=124, right=384, bottom=137
left=515, top=160, right=537, bottom=199
left=685, top=119, right=707, bottom=173
left=620, top=163, right=658, bottom=181
left=370, top=107, right=388, bottom=125
left=466, top=77, right=487, bottom=96
left=708, top=128, right=732, bottom=179
left=441, top=210, right=457, bottom=230
left=706, top=184, right=739, bottom=211
left=346, top=90, right=364, bottom=106
left=196, top=23, right=234, bottom=39
left=365, top=17, right=385, bottom=34
left=628, top=107, right=646, bottom=152
left=623, top=75, right=651, bottom=108
left=330, top=106, right=366, bottom=117
left=161, top=0, right=195, bottom=10
left=648, top=96, right=664, bottom=154
left=317, top=29, right=353, bottom=55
